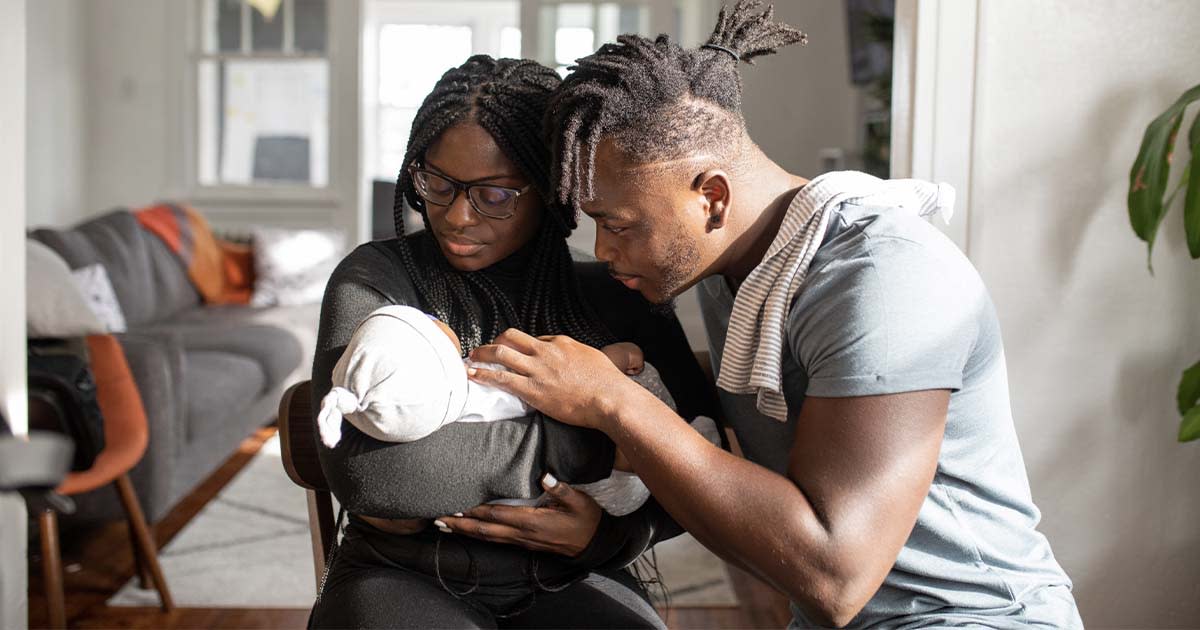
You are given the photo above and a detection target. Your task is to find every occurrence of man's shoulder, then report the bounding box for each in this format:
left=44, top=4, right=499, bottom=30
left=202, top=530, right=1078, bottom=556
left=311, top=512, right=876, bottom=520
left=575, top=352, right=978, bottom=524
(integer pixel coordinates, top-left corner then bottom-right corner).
left=818, top=202, right=965, bottom=266
left=803, top=203, right=980, bottom=301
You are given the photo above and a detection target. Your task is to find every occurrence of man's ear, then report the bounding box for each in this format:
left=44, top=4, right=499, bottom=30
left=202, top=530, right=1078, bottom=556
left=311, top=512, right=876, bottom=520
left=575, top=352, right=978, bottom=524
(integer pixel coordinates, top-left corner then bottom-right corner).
left=692, top=170, right=732, bottom=232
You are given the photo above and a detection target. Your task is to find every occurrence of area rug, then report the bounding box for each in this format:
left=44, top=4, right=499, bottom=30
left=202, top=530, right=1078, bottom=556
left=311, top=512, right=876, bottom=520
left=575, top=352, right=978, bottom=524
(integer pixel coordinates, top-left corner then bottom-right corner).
left=109, top=435, right=737, bottom=608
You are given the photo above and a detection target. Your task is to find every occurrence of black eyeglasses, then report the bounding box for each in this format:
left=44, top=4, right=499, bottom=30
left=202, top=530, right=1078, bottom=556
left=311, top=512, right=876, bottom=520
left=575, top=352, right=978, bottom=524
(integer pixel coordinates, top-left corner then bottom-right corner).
left=408, top=165, right=532, bottom=220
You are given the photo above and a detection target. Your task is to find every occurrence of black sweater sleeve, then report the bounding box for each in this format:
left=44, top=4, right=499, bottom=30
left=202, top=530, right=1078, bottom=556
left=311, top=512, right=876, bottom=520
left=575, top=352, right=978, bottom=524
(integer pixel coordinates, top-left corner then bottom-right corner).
left=311, top=242, right=613, bottom=519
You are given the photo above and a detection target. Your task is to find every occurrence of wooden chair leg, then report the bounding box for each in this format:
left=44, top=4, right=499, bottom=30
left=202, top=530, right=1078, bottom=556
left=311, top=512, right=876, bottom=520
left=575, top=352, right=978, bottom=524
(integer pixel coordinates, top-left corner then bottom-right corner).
left=304, top=490, right=327, bottom=590
left=38, top=509, right=67, bottom=629
left=127, top=517, right=154, bottom=589
left=114, top=474, right=175, bottom=612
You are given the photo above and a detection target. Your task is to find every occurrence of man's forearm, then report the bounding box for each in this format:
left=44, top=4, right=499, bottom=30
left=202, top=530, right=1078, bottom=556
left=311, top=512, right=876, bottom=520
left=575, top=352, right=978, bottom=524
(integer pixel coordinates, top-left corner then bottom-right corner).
left=599, top=383, right=852, bottom=624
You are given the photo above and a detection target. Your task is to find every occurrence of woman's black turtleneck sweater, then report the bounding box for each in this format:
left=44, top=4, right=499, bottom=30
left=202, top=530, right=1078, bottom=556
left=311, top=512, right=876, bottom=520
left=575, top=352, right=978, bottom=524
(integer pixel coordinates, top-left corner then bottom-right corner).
left=311, top=233, right=719, bottom=569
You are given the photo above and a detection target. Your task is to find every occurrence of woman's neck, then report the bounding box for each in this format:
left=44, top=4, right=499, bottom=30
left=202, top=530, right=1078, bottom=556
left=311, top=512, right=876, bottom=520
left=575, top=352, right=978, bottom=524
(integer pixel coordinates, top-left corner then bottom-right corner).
left=484, top=235, right=538, bottom=279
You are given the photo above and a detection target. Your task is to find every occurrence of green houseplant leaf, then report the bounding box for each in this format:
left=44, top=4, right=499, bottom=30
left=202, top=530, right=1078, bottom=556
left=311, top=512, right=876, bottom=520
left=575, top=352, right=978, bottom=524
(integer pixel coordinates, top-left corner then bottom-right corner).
left=1128, top=83, right=1200, bottom=265
left=1129, top=84, right=1200, bottom=445
left=1185, top=111, right=1200, bottom=258
left=1179, top=405, right=1200, bottom=443
left=1179, top=360, right=1200, bottom=416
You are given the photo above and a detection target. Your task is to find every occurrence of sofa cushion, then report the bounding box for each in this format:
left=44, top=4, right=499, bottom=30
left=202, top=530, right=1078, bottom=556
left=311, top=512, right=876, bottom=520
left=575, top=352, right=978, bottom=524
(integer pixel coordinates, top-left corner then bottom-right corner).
left=183, top=351, right=265, bottom=443
left=162, top=303, right=319, bottom=386
left=71, top=264, right=127, bottom=333
left=31, top=210, right=200, bottom=326
left=26, top=239, right=107, bottom=338
left=250, top=226, right=346, bottom=307
left=141, top=319, right=303, bottom=389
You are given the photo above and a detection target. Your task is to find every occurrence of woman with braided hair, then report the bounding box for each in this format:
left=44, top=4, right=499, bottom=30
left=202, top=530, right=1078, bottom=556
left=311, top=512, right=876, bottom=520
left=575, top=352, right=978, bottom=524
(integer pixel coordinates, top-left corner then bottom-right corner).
left=309, top=55, right=717, bottom=627
left=462, top=1, right=1082, bottom=628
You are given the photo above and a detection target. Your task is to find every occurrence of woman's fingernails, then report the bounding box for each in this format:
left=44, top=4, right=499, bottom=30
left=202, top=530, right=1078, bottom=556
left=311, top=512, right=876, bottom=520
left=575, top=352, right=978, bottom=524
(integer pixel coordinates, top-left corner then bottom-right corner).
left=453, top=512, right=464, bottom=517
left=542, top=473, right=558, bottom=488
left=467, top=367, right=477, bottom=377
left=434, top=519, right=449, bottom=530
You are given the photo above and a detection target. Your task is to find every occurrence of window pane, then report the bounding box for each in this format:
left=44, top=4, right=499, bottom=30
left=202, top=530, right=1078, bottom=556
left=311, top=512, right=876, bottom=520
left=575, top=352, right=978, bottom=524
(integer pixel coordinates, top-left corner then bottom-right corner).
left=555, top=27, right=595, bottom=66
left=199, top=59, right=329, bottom=187
left=378, top=24, right=472, bottom=108
left=556, top=3, right=593, bottom=28
left=294, top=0, right=328, bottom=52
left=251, top=0, right=285, bottom=51
left=500, top=26, right=522, bottom=59
left=198, top=60, right=220, bottom=185
left=540, top=2, right=651, bottom=68
left=379, top=107, right=419, bottom=179
left=204, top=0, right=243, bottom=53
left=593, top=3, right=646, bottom=45
left=618, top=5, right=647, bottom=34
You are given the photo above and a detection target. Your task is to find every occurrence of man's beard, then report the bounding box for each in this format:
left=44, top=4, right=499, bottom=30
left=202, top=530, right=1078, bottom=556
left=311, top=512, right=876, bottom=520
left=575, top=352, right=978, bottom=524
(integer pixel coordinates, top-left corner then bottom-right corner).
left=648, top=296, right=678, bottom=318
left=646, top=229, right=701, bottom=317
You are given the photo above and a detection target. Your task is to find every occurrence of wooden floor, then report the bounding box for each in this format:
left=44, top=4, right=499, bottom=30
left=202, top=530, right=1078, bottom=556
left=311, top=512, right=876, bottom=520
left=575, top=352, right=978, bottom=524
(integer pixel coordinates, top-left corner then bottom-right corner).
left=27, top=427, right=792, bottom=629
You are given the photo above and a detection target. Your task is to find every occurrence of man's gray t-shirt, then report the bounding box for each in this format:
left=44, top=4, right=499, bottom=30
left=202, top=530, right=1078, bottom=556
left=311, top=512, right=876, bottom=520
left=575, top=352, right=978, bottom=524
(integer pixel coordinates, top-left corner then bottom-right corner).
left=699, top=201, right=1082, bottom=628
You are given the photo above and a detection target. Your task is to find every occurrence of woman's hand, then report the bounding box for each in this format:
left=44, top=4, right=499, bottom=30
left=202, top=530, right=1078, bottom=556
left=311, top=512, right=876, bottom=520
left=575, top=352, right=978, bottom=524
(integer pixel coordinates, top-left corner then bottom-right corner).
left=467, top=328, right=644, bottom=430
left=435, top=473, right=602, bottom=557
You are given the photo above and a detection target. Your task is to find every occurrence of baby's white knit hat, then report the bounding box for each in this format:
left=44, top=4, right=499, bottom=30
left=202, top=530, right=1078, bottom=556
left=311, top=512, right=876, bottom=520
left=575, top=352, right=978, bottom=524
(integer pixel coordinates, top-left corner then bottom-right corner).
left=318, top=305, right=469, bottom=448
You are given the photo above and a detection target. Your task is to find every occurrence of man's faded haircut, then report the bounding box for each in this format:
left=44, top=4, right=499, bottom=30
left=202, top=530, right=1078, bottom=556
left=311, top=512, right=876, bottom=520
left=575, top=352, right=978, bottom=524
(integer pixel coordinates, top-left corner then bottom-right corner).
left=547, top=0, right=807, bottom=211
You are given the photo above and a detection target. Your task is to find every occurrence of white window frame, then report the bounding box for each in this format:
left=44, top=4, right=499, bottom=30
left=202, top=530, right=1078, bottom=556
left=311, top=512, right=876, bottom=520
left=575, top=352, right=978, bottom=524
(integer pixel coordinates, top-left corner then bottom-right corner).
left=169, top=0, right=360, bottom=226
left=362, top=1, right=522, bottom=184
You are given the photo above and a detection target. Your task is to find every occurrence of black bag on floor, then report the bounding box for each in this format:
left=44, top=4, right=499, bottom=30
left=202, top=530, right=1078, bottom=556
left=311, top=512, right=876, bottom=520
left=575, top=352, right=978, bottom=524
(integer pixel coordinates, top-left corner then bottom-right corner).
left=28, top=344, right=106, bottom=472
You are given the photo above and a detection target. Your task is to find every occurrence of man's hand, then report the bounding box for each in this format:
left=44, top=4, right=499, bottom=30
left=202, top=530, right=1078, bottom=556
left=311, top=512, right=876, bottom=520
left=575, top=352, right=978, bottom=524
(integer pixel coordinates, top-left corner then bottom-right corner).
left=467, top=328, right=642, bottom=430
left=435, top=473, right=602, bottom=557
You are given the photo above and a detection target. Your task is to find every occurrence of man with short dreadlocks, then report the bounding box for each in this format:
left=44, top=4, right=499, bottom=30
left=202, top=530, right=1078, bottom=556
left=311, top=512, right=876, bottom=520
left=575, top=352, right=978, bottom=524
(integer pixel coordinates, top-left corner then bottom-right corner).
left=461, top=1, right=1082, bottom=628
left=309, top=55, right=717, bottom=627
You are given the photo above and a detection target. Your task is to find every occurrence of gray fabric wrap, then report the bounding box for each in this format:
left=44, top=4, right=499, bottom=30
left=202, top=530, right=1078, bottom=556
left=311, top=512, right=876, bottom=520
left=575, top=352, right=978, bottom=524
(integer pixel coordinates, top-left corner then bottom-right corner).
left=314, top=241, right=624, bottom=519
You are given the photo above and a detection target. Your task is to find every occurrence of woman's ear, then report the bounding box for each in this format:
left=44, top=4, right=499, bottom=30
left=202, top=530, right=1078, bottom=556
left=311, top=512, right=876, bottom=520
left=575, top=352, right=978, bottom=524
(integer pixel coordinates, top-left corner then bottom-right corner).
left=693, top=170, right=732, bottom=232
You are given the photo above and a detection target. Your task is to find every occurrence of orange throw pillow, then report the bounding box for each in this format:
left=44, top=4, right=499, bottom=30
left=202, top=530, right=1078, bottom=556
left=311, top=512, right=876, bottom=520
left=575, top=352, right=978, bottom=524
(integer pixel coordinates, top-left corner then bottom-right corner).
left=217, top=240, right=255, bottom=305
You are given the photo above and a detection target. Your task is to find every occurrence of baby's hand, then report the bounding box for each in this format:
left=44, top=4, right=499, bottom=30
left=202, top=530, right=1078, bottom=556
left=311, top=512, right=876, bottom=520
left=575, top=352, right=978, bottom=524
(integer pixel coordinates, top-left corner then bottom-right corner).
left=601, top=342, right=644, bottom=375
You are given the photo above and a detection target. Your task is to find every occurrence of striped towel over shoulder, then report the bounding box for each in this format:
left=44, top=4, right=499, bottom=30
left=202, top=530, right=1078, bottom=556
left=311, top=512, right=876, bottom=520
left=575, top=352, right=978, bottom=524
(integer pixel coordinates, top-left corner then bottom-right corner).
left=715, top=171, right=956, bottom=421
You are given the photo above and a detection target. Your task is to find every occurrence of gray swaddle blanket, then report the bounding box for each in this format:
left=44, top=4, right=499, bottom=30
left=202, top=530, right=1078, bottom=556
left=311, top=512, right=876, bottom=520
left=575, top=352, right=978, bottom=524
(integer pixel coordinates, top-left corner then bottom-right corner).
left=319, top=304, right=716, bottom=516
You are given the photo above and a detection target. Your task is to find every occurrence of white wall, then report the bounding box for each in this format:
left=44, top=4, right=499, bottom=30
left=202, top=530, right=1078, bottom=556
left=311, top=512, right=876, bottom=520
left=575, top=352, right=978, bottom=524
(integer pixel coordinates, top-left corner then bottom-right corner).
left=1, top=1, right=28, bottom=627
left=80, top=0, right=174, bottom=219
left=26, top=0, right=85, bottom=229
left=967, top=1, right=1200, bottom=626
left=23, top=0, right=175, bottom=229
left=740, top=0, right=859, bottom=178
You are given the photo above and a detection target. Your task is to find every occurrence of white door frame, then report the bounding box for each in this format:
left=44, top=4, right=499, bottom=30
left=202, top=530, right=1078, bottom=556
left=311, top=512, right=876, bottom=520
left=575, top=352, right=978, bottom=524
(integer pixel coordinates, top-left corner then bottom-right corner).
left=891, top=0, right=981, bottom=255
left=0, top=0, right=28, bottom=627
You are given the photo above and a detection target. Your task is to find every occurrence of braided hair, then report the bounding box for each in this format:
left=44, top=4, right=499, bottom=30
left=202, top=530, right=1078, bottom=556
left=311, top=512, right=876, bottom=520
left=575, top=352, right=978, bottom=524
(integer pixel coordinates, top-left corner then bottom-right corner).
left=547, top=0, right=807, bottom=211
left=393, top=55, right=614, bottom=353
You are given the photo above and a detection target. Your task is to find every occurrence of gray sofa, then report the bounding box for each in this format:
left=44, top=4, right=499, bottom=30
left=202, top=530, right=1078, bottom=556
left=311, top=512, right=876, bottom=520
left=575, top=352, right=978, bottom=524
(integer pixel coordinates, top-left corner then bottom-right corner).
left=31, top=210, right=320, bottom=523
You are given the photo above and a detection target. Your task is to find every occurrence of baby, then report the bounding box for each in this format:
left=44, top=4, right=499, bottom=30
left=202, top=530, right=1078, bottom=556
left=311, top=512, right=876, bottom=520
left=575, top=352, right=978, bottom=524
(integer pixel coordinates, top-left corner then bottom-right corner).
left=319, top=305, right=717, bottom=516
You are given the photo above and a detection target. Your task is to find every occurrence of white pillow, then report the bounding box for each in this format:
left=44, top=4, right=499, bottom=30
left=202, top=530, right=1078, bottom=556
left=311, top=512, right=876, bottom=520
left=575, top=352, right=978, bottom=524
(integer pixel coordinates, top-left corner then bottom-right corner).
left=70, top=264, right=128, bottom=333
left=250, top=227, right=346, bottom=307
left=26, top=240, right=107, bottom=338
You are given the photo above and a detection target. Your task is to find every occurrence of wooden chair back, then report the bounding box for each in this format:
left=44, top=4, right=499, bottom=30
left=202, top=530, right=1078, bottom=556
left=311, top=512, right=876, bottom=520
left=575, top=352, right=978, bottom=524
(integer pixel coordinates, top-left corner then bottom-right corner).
left=277, top=380, right=337, bottom=585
